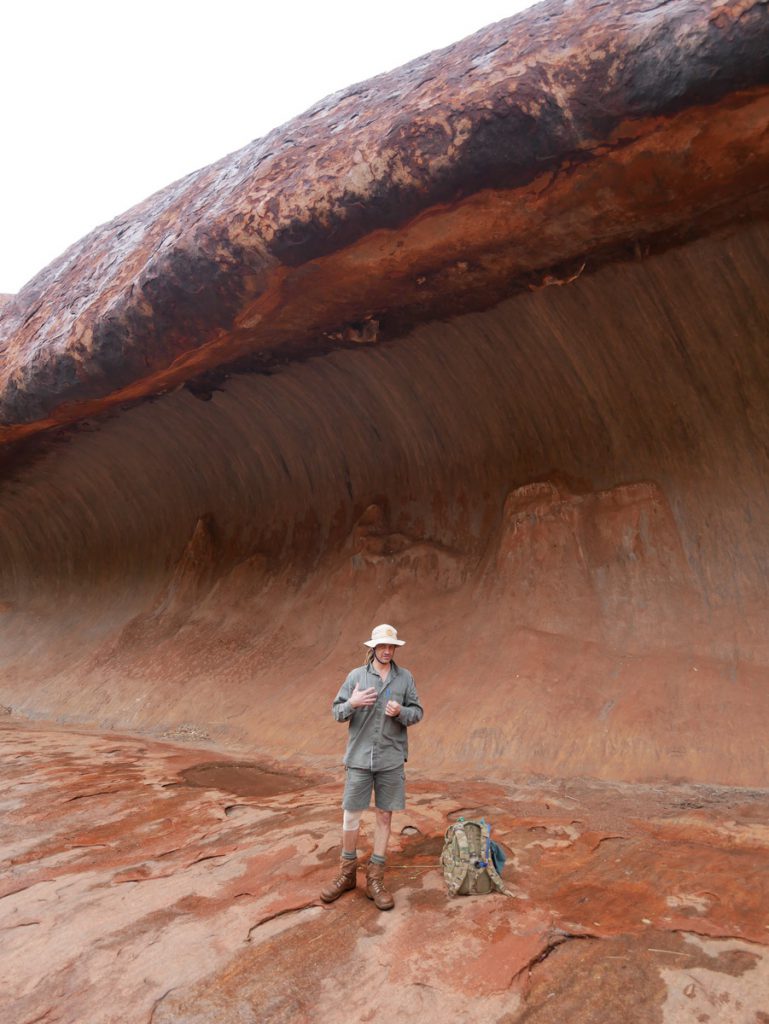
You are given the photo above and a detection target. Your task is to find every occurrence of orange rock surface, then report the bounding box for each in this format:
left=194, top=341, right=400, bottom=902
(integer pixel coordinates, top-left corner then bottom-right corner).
left=1, top=4, right=769, bottom=1018
left=2, top=721, right=767, bottom=1023
left=0, top=0, right=767, bottom=786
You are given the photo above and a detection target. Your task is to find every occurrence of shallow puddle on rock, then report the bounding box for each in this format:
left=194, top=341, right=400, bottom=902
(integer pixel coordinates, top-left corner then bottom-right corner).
left=399, top=832, right=444, bottom=860
left=179, top=761, right=308, bottom=798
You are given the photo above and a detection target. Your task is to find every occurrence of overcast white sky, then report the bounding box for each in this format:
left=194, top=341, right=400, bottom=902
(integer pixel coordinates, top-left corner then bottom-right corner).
left=1, top=1, right=536, bottom=295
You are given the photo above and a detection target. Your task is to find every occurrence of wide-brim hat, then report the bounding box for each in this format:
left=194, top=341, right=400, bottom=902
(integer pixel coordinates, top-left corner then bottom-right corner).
left=363, top=623, right=405, bottom=648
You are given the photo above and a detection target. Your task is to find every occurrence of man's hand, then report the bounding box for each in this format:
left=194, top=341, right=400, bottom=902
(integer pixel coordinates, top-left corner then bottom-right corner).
left=385, top=700, right=402, bottom=718
left=350, top=683, right=377, bottom=708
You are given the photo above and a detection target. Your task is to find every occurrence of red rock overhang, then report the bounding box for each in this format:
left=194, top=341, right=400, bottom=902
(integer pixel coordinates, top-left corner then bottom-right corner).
left=1, top=0, right=768, bottom=442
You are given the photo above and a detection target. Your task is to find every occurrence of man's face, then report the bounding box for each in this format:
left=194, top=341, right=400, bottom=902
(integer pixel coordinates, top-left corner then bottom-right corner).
left=374, top=644, right=395, bottom=665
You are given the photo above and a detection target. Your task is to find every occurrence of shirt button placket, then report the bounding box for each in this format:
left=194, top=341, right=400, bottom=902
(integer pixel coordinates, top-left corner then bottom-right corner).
left=373, top=688, right=383, bottom=772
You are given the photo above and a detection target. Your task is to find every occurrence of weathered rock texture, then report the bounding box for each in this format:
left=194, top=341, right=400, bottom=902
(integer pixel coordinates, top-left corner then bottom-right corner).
left=1, top=0, right=769, bottom=787
left=2, top=721, right=768, bottom=1024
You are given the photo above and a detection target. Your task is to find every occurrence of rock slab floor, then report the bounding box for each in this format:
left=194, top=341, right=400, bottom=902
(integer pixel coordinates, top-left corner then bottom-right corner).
left=1, top=720, right=767, bottom=1024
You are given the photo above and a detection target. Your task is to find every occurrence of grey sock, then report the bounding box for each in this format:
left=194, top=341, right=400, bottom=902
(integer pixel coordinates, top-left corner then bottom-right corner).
left=342, top=850, right=357, bottom=861
left=370, top=853, right=386, bottom=866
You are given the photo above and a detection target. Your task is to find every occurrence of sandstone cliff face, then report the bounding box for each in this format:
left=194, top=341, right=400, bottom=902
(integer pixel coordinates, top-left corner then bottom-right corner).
left=0, top=0, right=768, bottom=785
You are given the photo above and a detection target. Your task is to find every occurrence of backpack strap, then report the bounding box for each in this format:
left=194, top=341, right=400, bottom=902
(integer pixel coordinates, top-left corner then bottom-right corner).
left=479, top=821, right=514, bottom=896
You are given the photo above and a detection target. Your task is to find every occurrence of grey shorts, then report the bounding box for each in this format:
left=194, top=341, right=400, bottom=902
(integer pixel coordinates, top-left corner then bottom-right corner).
left=342, top=765, right=406, bottom=812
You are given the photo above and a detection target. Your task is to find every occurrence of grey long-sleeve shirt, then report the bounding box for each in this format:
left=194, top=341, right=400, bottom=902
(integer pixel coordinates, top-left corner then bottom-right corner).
left=332, top=660, right=423, bottom=770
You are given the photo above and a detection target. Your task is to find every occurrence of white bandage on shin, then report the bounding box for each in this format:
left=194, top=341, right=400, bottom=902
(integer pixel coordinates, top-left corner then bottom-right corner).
left=343, top=810, right=362, bottom=832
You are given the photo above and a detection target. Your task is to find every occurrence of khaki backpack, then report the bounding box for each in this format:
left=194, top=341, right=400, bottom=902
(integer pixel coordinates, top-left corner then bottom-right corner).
left=441, top=817, right=512, bottom=897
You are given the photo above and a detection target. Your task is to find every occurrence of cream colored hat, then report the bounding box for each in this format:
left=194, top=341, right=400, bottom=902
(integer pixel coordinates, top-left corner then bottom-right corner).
left=363, top=623, right=405, bottom=648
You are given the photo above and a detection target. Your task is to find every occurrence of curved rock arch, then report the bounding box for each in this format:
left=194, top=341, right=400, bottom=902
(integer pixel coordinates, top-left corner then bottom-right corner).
left=1, top=0, right=768, bottom=784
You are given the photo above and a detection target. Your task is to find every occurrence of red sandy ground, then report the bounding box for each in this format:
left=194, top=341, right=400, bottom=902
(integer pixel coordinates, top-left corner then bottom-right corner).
left=1, top=718, right=767, bottom=1024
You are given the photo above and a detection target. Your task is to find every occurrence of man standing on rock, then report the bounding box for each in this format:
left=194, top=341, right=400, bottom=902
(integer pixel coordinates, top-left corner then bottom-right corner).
left=321, top=623, right=423, bottom=910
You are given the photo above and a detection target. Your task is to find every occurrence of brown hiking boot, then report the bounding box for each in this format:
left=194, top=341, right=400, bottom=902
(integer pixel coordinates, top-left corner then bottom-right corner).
left=320, top=857, right=358, bottom=903
left=365, top=861, right=394, bottom=910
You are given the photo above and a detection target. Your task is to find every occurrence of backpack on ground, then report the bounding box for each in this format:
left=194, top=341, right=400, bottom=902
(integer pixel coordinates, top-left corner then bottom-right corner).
left=441, top=817, right=512, bottom=897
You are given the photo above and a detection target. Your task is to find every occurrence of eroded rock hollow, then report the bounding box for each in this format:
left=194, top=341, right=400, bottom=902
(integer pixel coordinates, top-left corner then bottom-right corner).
left=1, top=0, right=768, bottom=786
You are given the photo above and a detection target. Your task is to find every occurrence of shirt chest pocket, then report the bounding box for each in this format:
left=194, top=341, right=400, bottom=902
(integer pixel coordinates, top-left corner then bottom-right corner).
left=381, top=684, right=407, bottom=733
left=382, top=682, right=406, bottom=706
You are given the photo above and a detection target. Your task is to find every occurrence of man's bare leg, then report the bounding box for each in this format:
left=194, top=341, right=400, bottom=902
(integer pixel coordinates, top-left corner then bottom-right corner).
left=342, top=827, right=359, bottom=856
left=373, top=808, right=392, bottom=858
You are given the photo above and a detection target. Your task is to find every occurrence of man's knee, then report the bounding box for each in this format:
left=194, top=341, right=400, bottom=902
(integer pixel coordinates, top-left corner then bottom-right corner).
left=375, top=808, right=392, bottom=825
left=343, top=809, right=362, bottom=832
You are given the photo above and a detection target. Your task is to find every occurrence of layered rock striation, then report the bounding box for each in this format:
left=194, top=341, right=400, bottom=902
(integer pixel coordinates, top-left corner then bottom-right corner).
left=1, top=0, right=768, bottom=785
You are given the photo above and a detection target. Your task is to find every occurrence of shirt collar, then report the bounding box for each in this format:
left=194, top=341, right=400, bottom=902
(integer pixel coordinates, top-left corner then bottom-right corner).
left=367, top=660, right=399, bottom=676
